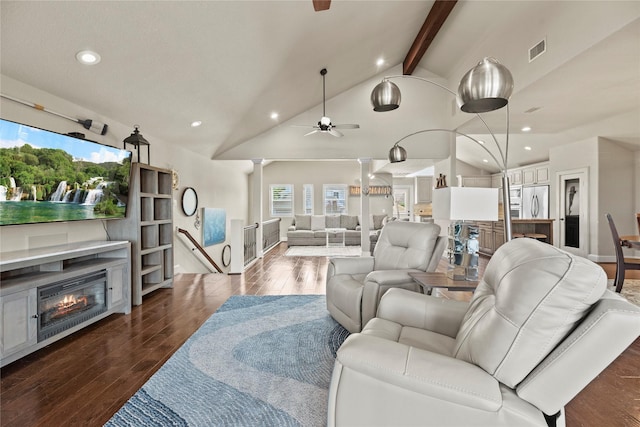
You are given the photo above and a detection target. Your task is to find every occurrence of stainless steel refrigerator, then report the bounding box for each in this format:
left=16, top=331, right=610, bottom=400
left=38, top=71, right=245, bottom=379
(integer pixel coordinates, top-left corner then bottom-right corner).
left=522, top=185, right=549, bottom=219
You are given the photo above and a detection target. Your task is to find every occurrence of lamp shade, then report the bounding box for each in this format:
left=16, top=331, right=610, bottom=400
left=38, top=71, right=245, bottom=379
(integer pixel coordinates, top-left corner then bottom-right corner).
left=371, top=80, right=401, bottom=112
left=388, top=144, right=407, bottom=163
left=457, top=57, right=514, bottom=113
left=432, top=187, right=498, bottom=221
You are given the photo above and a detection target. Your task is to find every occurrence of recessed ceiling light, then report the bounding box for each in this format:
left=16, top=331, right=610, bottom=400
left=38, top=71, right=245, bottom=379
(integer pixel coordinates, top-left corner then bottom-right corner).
left=524, top=146, right=532, bottom=151
left=376, top=58, right=385, bottom=67
left=521, top=126, right=532, bottom=132
left=482, top=159, right=489, bottom=163
left=270, top=112, right=279, bottom=120
left=191, top=120, right=202, bottom=127
left=478, top=140, right=485, bottom=145
left=76, top=50, right=101, bottom=65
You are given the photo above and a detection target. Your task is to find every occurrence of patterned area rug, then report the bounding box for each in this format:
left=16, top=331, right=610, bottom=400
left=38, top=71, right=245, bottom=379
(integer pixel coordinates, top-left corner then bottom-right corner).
left=106, top=295, right=349, bottom=427
left=608, top=279, right=640, bottom=306
left=284, top=246, right=361, bottom=257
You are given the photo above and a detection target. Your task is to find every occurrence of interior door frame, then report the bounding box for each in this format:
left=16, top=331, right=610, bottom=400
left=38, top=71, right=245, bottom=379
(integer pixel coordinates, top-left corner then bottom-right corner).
left=556, top=167, right=589, bottom=256
left=393, top=185, right=413, bottom=220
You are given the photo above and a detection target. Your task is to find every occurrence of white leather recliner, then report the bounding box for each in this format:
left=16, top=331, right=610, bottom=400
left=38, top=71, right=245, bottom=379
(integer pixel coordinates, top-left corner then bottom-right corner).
left=326, top=221, right=446, bottom=333
left=328, top=238, right=640, bottom=426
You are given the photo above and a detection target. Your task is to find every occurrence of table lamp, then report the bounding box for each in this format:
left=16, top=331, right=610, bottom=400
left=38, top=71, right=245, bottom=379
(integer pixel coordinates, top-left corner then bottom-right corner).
left=433, top=187, right=498, bottom=280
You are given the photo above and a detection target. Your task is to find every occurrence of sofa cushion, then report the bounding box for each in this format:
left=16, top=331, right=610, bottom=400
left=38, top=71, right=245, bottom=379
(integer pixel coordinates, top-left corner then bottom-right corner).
left=326, top=215, right=341, bottom=228
left=311, top=215, right=325, bottom=231
left=358, top=214, right=374, bottom=230
left=373, top=214, right=388, bottom=230
left=341, top=214, right=359, bottom=230
left=453, top=238, right=607, bottom=388
left=295, top=214, right=311, bottom=230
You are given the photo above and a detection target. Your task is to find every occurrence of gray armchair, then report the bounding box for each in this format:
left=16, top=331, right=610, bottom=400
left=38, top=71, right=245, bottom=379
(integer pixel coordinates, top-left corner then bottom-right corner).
left=326, top=221, right=446, bottom=333
left=328, top=238, right=640, bottom=427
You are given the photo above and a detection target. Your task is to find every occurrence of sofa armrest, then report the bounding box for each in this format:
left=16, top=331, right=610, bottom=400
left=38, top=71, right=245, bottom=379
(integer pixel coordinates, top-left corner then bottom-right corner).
left=288, top=225, right=296, bottom=231
left=327, top=256, right=375, bottom=278
left=376, top=288, right=469, bottom=338
left=336, top=334, right=502, bottom=411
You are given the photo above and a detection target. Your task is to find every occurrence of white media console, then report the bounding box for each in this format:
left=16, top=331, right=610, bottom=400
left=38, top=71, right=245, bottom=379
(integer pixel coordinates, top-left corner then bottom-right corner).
left=0, top=240, right=131, bottom=367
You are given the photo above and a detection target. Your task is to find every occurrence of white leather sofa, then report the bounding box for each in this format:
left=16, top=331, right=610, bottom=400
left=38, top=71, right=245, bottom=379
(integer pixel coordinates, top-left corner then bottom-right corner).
left=328, top=238, right=640, bottom=426
left=326, top=221, right=446, bottom=333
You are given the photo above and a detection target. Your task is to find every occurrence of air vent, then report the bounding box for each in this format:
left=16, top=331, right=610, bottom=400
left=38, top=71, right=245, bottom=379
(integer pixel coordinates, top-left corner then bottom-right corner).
left=529, top=39, right=546, bottom=62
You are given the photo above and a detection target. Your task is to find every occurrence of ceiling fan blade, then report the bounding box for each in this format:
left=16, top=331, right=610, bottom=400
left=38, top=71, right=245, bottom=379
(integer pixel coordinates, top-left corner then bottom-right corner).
left=292, top=124, right=318, bottom=129
left=328, top=129, right=343, bottom=137
left=312, top=0, right=331, bottom=11
left=304, top=129, right=320, bottom=136
left=333, top=124, right=360, bottom=129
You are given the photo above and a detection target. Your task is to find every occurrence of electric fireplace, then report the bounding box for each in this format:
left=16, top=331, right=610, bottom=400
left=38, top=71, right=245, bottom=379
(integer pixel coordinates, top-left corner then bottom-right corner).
left=37, top=271, right=108, bottom=341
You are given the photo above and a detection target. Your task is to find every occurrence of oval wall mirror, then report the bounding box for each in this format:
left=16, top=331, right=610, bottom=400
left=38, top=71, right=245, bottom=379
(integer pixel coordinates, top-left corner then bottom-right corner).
left=181, top=187, right=198, bottom=217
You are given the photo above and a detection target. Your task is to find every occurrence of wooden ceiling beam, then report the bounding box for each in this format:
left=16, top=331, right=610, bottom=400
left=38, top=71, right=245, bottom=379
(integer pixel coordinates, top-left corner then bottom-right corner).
left=403, top=0, right=458, bottom=75
left=312, top=0, right=331, bottom=12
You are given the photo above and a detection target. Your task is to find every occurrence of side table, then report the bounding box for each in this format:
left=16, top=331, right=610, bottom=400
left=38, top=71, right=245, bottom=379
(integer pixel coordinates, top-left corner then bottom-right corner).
left=409, top=272, right=479, bottom=295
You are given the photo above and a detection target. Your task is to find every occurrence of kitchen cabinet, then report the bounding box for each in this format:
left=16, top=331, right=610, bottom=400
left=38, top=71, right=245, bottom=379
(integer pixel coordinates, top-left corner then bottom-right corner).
left=510, top=169, right=523, bottom=186
left=522, top=163, right=550, bottom=185
left=476, top=220, right=506, bottom=255
left=461, top=176, right=492, bottom=188
left=415, top=177, right=433, bottom=202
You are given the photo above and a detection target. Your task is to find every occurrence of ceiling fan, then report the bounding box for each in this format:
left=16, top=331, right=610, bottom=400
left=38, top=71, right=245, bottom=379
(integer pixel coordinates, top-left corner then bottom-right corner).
left=296, top=68, right=360, bottom=137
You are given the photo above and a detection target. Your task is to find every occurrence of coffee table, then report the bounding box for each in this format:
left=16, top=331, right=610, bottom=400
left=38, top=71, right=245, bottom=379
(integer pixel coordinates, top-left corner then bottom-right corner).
left=409, top=272, right=479, bottom=295
left=325, top=228, right=347, bottom=248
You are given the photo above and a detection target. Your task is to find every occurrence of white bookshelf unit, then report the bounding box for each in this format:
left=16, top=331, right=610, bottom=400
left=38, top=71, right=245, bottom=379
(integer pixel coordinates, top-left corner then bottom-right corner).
left=107, top=163, right=174, bottom=305
left=0, top=240, right=131, bottom=367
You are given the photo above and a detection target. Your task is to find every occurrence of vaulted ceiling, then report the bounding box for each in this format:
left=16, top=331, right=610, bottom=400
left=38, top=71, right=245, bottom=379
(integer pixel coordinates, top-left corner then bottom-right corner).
left=2, top=1, right=639, bottom=176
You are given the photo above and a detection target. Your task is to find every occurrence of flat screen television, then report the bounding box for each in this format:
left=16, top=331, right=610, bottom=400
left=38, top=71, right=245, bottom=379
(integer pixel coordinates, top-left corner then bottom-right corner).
left=0, top=118, right=132, bottom=226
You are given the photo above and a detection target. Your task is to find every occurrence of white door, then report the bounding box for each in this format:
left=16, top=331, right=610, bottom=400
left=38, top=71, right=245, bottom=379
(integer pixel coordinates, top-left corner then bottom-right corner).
left=393, top=185, right=413, bottom=220
left=557, top=168, right=589, bottom=256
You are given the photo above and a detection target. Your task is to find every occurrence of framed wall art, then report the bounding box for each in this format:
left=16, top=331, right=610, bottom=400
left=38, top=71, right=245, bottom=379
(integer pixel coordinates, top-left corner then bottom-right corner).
left=203, top=207, right=226, bottom=246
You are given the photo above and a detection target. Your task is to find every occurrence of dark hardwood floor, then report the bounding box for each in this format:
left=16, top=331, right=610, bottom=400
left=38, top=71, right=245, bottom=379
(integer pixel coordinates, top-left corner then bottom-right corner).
left=1, top=242, right=638, bottom=426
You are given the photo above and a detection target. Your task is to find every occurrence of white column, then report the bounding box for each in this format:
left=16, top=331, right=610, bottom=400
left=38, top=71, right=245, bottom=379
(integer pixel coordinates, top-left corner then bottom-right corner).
left=229, top=219, right=244, bottom=274
left=359, top=158, right=371, bottom=255
left=252, top=159, right=264, bottom=258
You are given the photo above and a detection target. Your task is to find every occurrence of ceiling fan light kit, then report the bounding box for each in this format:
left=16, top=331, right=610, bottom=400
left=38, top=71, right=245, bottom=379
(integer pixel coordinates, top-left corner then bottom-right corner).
left=370, top=57, right=515, bottom=241
left=296, top=68, right=360, bottom=137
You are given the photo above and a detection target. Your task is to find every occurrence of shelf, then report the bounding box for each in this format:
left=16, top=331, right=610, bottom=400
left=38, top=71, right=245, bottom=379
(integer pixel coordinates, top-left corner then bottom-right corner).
left=106, top=163, right=174, bottom=306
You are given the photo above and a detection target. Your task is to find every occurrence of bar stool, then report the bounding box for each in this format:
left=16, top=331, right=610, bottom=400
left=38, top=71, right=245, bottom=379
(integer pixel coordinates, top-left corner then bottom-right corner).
left=513, top=233, right=525, bottom=238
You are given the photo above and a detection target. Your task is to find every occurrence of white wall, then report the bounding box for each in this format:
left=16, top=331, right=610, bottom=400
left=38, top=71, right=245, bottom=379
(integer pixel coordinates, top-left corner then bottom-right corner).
left=549, top=136, right=636, bottom=261
left=0, top=75, right=249, bottom=274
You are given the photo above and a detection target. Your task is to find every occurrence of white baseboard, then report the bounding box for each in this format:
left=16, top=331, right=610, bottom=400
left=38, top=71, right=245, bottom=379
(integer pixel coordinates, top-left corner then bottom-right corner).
left=587, top=254, right=615, bottom=263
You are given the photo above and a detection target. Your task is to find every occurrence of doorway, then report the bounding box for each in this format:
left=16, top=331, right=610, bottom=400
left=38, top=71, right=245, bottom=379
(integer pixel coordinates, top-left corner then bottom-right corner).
left=393, top=185, right=413, bottom=220
left=557, top=168, right=589, bottom=256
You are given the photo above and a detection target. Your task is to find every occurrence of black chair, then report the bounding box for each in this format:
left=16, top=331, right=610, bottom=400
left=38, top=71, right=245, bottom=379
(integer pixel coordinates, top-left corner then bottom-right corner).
left=606, top=213, right=640, bottom=292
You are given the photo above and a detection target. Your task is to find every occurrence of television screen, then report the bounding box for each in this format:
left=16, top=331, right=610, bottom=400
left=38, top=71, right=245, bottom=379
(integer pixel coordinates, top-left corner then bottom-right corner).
left=0, top=118, right=132, bottom=226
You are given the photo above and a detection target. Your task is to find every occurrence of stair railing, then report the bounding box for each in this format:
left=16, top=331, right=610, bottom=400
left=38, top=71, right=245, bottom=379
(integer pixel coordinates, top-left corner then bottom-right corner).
left=176, top=227, right=223, bottom=273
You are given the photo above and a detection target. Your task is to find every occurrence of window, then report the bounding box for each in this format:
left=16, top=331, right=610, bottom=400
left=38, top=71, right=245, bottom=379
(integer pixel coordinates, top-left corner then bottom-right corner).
left=323, top=184, right=347, bottom=215
left=303, top=184, right=314, bottom=215
left=270, top=184, right=293, bottom=217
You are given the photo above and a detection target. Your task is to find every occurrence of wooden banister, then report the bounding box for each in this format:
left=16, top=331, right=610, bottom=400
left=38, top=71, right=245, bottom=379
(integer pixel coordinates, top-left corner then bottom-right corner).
left=176, top=227, right=223, bottom=273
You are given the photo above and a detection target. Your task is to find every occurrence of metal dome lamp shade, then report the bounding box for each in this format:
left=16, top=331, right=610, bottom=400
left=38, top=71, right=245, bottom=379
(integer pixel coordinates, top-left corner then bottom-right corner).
left=370, top=57, right=515, bottom=241
left=458, top=57, right=514, bottom=113
left=371, top=80, right=402, bottom=112
left=388, top=144, right=407, bottom=163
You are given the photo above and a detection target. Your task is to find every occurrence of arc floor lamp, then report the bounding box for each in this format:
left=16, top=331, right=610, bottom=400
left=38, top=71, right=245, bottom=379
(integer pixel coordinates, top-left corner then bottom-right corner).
left=370, top=57, right=514, bottom=241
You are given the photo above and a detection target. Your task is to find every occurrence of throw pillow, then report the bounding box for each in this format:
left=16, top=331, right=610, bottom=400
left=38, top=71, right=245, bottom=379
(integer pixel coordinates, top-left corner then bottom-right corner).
left=340, top=215, right=358, bottom=230
left=311, top=215, right=325, bottom=231
left=326, top=215, right=341, bottom=228
left=373, top=214, right=388, bottom=230
left=295, top=214, right=311, bottom=230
